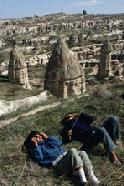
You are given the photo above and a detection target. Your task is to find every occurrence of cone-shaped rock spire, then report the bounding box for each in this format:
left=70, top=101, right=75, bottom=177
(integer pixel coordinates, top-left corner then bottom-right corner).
left=97, top=40, right=113, bottom=80
left=8, top=46, right=31, bottom=90
left=44, top=38, right=86, bottom=98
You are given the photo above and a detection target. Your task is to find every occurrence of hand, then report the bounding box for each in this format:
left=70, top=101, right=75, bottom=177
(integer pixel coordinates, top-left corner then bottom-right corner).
left=41, top=132, right=48, bottom=140
left=73, top=113, right=79, bottom=119
left=67, top=130, right=72, bottom=141
left=31, top=137, right=37, bottom=146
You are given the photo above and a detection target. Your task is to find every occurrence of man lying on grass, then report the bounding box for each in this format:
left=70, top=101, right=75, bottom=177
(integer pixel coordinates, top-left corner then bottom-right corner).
left=61, top=113, right=122, bottom=166
left=23, top=131, right=100, bottom=186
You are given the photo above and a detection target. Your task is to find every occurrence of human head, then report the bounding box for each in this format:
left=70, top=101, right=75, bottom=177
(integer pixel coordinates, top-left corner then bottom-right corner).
left=23, top=131, right=41, bottom=151
left=61, top=113, right=79, bottom=126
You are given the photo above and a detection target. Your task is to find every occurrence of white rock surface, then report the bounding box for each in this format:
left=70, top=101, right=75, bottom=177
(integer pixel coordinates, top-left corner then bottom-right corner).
left=0, top=91, right=48, bottom=116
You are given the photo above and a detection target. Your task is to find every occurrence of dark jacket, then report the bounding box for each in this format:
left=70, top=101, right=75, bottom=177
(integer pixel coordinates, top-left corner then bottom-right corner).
left=61, top=113, right=104, bottom=149
left=29, top=136, right=65, bottom=166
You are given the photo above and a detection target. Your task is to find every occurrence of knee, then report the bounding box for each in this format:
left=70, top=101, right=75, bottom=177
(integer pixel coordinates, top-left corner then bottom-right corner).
left=108, top=116, right=119, bottom=127
left=79, top=150, right=90, bottom=162
left=80, top=150, right=88, bottom=157
left=79, top=151, right=88, bottom=159
left=69, top=148, right=78, bottom=156
left=98, top=128, right=105, bottom=139
left=69, top=148, right=77, bottom=153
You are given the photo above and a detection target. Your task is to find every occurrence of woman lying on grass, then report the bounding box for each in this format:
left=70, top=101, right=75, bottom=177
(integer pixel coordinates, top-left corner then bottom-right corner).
left=23, top=131, right=100, bottom=186
left=60, top=113, right=122, bottom=166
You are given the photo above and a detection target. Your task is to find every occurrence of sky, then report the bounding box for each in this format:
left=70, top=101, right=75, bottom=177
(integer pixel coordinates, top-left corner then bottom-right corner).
left=0, top=0, right=124, bottom=19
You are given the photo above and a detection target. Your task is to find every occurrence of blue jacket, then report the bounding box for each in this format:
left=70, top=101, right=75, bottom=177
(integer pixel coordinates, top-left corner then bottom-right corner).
left=29, top=136, right=65, bottom=166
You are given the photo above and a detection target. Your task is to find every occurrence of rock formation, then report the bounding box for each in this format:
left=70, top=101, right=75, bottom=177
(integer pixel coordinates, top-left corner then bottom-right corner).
left=97, top=40, right=113, bottom=80
left=78, top=33, right=83, bottom=46
left=0, top=91, right=50, bottom=117
left=69, top=33, right=78, bottom=48
left=44, top=38, right=86, bottom=98
left=112, top=60, right=122, bottom=77
left=120, top=44, right=124, bottom=63
left=8, top=46, right=31, bottom=89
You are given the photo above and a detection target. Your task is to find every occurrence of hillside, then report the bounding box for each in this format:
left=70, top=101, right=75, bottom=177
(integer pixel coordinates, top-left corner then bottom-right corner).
left=0, top=83, right=124, bottom=186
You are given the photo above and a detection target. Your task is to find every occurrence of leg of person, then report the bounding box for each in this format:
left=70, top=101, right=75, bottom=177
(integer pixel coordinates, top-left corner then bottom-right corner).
left=78, top=150, right=100, bottom=185
left=80, top=128, right=104, bottom=152
left=99, top=127, right=116, bottom=152
left=101, top=116, right=120, bottom=142
left=54, top=148, right=88, bottom=185
left=99, top=127, right=121, bottom=165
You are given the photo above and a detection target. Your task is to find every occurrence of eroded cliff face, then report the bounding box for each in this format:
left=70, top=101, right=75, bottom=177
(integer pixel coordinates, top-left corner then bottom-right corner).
left=44, top=39, right=86, bottom=98
left=8, top=46, right=31, bottom=90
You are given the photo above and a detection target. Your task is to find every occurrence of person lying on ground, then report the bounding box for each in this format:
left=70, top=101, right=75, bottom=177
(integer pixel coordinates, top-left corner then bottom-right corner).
left=22, top=131, right=100, bottom=186
left=60, top=113, right=122, bottom=166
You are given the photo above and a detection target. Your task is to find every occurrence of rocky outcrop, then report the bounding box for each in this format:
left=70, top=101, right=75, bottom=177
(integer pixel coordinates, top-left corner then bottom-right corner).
left=8, top=46, right=31, bottom=89
left=120, top=44, right=124, bottom=63
left=44, top=38, right=86, bottom=98
left=78, top=33, right=83, bottom=46
left=0, top=91, right=48, bottom=116
left=69, top=33, right=78, bottom=48
left=97, top=40, right=113, bottom=80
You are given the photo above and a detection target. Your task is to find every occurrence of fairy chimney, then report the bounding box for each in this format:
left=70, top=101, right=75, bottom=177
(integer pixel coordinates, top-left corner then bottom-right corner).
left=120, top=44, right=124, bottom=63
left=8, top=46, right=31, bottom=90
left=78, top=33, right=83, bottom=46
left=69, top=33, right=78, bottom=48
left=44, top=39, right=86, bottom=98
left=97, top=40, right=113, bottom=80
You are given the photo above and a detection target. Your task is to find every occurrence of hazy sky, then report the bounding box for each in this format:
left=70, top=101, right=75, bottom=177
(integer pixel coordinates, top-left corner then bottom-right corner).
left=0, top=0, right=124, bottom=18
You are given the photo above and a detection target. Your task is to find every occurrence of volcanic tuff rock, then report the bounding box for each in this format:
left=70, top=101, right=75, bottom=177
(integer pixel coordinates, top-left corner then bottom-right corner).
left=69, top=33, right=79, bottom=48
left=0, top=91, right=49, bottom=117
left=97, top=40, right=113, bottom=80
left=44, top=38, right=86, bottom=98
left=8, top=46, right=31, bottom=89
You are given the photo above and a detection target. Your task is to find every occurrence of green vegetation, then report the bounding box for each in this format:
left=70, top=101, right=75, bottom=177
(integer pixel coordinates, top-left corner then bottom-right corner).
left=0, top=84, right=124, bottom=186
left=0, top=82, right=43, bottom=101
left=0, top=64, right=45, bottom=101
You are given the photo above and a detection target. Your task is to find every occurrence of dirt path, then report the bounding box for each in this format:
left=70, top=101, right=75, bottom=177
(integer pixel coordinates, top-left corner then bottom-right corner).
left=0, top=101, right=61, bottom=128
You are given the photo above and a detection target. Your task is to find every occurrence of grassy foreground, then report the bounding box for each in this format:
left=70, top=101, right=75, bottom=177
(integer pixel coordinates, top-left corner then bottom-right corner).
left=0, top=85, right=124, bottom=186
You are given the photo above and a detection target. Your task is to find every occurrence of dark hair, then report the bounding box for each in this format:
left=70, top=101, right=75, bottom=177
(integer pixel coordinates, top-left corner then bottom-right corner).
left=61, top=113, right=79, bottom=126
left=61, top=112, right=96, bottom=127
left=23, top=131, right=40, bottom=152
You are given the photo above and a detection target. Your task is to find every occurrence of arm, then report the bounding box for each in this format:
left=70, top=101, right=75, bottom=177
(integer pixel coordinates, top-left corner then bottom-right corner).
left=47, top=136, right=62, bottom=146
left=30, top=145, right=43, bottom=162
left=41, top=132, right=48, bottom=140
left=31, top=137, right=52, bottom=166
left=78, top=112, right=94, bottom=125
left=31, top=145, right=52, bottom=166
left=60, top=127, right=73, bottom=144
left=67, top=130, right=72, bottom=141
